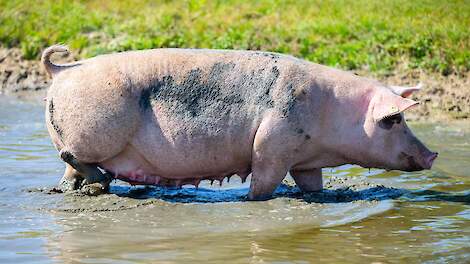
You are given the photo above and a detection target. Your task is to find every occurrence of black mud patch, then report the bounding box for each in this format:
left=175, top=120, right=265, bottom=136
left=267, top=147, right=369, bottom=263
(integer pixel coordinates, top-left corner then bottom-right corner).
left=60, top=150, right=75, bottom=164
left=254, top=66, right=279, bottom=108
left=253, top=51, right=281, bottom=61
left=140, top=62, right=246, bottom=117
left=139, top=88, right=152, bottom=110
left=48, top=98, right=63, bottom=138
left=140, top=61, right=283, bottom=120
left=282, top=83, right=298, bottom=117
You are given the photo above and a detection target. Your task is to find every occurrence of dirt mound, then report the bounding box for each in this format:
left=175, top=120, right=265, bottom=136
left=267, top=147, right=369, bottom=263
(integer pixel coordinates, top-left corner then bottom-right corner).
left=378, top=70, right=470, bottom=121
left=0, top=48, right=49, bottom=95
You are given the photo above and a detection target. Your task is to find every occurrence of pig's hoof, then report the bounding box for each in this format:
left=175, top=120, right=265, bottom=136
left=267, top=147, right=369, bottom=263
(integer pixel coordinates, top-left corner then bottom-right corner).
left=57, top=177, right=81, bottom=192
left=79, top=173, right=112, bottom=196
left=79, top=182, right=109, bottom=196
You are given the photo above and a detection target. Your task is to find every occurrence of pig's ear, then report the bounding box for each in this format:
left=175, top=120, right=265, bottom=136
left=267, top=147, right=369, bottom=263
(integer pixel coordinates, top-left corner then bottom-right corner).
left=389, top=82, right=423, bottom=98
left=372, top=92, right=419, bottom=122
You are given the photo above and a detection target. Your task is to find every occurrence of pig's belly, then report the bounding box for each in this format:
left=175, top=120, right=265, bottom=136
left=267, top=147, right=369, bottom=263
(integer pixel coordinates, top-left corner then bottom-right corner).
left=99, top=120, right=256, bottom=187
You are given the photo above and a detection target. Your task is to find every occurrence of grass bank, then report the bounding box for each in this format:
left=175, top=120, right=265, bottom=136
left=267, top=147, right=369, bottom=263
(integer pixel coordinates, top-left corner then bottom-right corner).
left=1, top=0, right=469, bottom=75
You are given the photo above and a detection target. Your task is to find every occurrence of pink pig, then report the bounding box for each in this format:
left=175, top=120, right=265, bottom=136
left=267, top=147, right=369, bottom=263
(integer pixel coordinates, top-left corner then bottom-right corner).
left=42, top=45, right=437, bottom=200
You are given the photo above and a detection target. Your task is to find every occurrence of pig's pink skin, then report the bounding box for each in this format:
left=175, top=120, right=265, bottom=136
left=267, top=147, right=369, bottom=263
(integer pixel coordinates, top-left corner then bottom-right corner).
left=43, top=47, right=437, bottom=200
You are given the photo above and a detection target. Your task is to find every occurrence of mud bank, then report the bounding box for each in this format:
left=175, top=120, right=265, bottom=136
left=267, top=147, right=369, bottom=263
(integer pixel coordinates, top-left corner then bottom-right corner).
left=0, top=48, right=50, bottom=96
left=377, top=69, right=470, bottom=121
left=1, top=47, right=468, bottom=121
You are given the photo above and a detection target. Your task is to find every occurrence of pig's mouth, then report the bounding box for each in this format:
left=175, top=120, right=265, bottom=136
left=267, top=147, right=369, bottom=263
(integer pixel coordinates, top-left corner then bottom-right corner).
left=404, top=153, right=423, bottom=171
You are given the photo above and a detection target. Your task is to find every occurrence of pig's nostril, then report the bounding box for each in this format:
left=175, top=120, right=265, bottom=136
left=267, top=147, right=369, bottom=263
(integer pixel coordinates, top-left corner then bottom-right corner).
left=425, top=152, right=438, bottom=168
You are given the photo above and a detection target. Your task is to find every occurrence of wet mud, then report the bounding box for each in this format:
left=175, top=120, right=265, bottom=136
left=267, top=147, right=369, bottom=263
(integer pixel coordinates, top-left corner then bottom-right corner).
left=26, top=175, right=405, bottom=213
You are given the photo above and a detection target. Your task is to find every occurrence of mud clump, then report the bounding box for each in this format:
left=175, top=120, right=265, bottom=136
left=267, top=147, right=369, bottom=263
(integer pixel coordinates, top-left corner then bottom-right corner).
left=282, top=176, right=405, bottom=203
left=26, top=187, right=64, bottom=195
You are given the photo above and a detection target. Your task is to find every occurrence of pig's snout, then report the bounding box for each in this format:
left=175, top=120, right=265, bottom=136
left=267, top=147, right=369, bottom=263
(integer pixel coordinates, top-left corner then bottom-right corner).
left=400, top=149, right=438, bottom=171
left=401, top=132, right=438, bottom=171
left=405, top=151, right=438, bottom=171
left=422, top=151, right=438, bottom=169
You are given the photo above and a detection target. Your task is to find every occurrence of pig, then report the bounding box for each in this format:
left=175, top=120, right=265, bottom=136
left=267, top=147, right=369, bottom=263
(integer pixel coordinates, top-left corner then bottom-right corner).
left=42, top=45, right=438, bottom=200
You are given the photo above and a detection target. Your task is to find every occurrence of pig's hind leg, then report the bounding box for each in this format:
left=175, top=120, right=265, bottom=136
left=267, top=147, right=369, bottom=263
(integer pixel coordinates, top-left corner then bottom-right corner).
left=58, top=150, right=112, bottom=195
left=290, top=168, right=323, bottom=192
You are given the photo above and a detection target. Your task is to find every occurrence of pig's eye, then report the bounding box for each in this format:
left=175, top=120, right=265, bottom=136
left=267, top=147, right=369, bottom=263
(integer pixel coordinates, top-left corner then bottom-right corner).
left=380, top=114, right=402, bottom=129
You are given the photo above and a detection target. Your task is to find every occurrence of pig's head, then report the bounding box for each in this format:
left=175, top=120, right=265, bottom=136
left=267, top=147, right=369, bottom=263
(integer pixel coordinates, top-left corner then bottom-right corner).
left=359, top=84, right=438, bottom=171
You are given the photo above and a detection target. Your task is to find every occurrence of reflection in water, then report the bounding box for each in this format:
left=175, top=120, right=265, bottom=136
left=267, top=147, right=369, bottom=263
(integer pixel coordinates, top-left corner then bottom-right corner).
left=0, top=96, right=469, bottom=263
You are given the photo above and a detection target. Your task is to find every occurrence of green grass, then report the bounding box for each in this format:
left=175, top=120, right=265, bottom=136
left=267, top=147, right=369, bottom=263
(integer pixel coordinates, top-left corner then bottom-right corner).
left=1, top=0, right=469, bottom=75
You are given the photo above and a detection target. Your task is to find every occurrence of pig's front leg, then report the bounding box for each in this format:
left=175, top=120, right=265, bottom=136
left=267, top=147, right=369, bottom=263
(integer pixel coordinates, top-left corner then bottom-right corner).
left=290, top=168, right=323, bottom=192
left=247, top=114, right=291, bottom=201
left=248, top=159, right=289, bottom=201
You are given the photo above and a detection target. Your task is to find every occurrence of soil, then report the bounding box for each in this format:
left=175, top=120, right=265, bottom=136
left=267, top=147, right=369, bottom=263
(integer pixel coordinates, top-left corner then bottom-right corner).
left=25, top=174, right=403, bottom=213
left=0, top=47, right=75, bottom=99
left=1, top=47, right=468, bottom=121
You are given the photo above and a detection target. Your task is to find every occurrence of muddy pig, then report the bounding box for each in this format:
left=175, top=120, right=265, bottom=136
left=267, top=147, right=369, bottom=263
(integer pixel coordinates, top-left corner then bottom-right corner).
left=42, top=45, right=438, bottom=200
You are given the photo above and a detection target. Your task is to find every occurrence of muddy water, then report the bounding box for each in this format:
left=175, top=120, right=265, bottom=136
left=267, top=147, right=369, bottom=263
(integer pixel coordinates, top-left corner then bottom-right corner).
left=0, top=96, right=469, bottom=264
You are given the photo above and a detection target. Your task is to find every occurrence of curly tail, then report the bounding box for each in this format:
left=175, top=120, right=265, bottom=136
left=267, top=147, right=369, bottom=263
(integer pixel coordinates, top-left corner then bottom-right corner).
left=41, top=44, right=70, bottom=78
